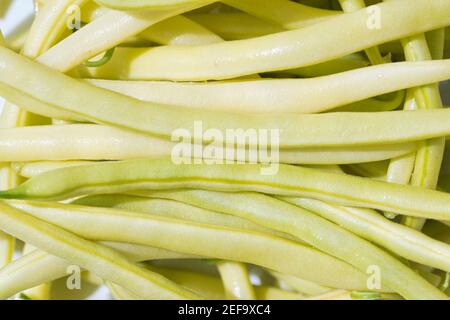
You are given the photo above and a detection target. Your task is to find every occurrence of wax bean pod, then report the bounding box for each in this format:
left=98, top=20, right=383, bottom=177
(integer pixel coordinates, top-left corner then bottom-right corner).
left=222, top=0, right=338, bottom=30
left=139, top=189, right=446, bottom=299
left=81, top=0, right=450, bottom=80
left=73, top=194, right=294, bottom=240
left=95, top=0, right=212, bottom=10
left=108, top=268, right=306, bottom=300
left=217, top=262, right=256, bottom=300
left=37, top=1, right=215, bottom=72
left=3, top=158, right=450, bottom=221
left=79, top=3, right=223, bottom=46
left=3, top=47, right=450, bottom=148
left=9, top=200, right=368, bottom=289
left=0, top=125, right=419, bottom=164
left=0, top=242, right=195, bottom=299
left=0, top=202, right=202, bottom=300
left=189, top=12, right=285, bottom=40
left=85, top=60, right=450, bottom=114
left=286, top=198, right=450, bottom=273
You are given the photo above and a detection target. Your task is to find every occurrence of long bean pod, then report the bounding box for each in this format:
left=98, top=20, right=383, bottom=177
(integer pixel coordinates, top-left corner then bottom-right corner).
left=73, top=194, right=292, bottom=239
left=189, top=12, right=285, bottom=40
left=36, top=0, right=215, bottom=72
left=0, top=201, right=202, bottom=299
left=109, top=267, right=305, bottom=300
left=338, top=0, right=385, bottom=65
left=216, top=262, right=256, bottom=300
left=22, top=0, right=88, bottom=58
left=399, top=30, right=446, bottom=230
left=3, top=159, right=450, bottom=221
left=0, top=242, right=196, bottom=299
left=84, top=60, right=450, bottom=113
left=137, top=189, right=446, bottom=299
left=95, top=0, right=211, bottom=10
left=139, top=15, right=223, bottom=46
left=81, top=0, right=450, bottom=81
left=0, top=0, right=83, bottom=287
left=285, top=197, right=450, bottom=272
left=79, top=4, right=223, bottom=46
left=222, top=0, right=338, bottom=30
left=8, top=200, right=367, bottom=289
left=2, top=47, right=450, bottom=148
left=0, top=124, right=419, bottom=164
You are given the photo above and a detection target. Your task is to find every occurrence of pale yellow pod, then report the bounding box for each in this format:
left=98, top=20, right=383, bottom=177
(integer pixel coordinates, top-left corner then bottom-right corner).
left=0, top=124, right=418, bottom=164
left=37, top=0, right=216, bottom=72
left=0, top=202, right=202, bottom=300
left=10, top=201, right=369, bottom=290
left=81, top=0, right=450, bottom=80
left=0, top=242, right=195, bottom=300
left=86, top=60, right=450, bottom=113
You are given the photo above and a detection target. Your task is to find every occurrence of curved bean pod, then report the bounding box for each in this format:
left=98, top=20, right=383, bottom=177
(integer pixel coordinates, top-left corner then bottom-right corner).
left=3, top=159, right=450, bottom=221
left=0, top=124, right=418, bottom=164
left=399, top=32, right=446, bottom=230
left=85, top=60, right=450, bottom=113
left=2, top=47, right=450, bottom=148
left=0, top=201, right=202, bottom=300
left=140, top=189, right=446, bottom=299
left=222, top=0, right=338, bottom=30
left=37, top=1, right=215, bottom=72
left=0, top=242, right=195, bottom=299
left=270, top=271, right=331, bottom=296
left=189, top=12, right=285, bottom=40
left=286, top=198, right=450, bottom=273
left=79, top=3, right=223, bottom=46
left=95, top=0, right=210, bottom=10
left=73, top=194, right=292, bottom=240
left=108, top=268, right=306, bottom=300
left=13, top=161, right=95, bottom=178
left=81, top=0, right=450, bottom=80
left=22, top=0, right=88, bottom=58
left=139, top=15, right=223, bottom=46
left=217, top=262, right=256, bottom=300
left=338, top=0, right=385, bottom=65
left=9, top=200, right=368, bottom=289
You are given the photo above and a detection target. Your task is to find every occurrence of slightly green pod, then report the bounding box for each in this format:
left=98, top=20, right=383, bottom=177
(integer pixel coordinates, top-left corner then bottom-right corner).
left=3, top=159, right=450, bottom=221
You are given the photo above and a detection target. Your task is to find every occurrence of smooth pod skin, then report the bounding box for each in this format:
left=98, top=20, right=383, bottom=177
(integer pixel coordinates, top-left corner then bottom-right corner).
left=9, top=200, right=368, bottom=290
left=22, top=0, right=89, bottom=58
left=80, top=4, right=223, bottom=46
left=73, top=194, right=294, bottom=240
left=108, top=267, right=306, bottom=300
left=286, top=198, right=450, bottom=273
left=0, top=124, right=419, bottom=164
left=94, top=0, right=211, bottom=10
left=83, top=0, right=450, bottom=80
left=139, top=15, right=223, bottom=46
left=0, top=242, right=194, bottom=299
left=86, top=60, right=450, bottom=113
left=0, top=202, right=202, bottom=300
left=189, top=12, right=285, bottom=40
left=398, top=31, right=446, bottom=230
left=222, top=0, right=339, bottom=30
left=3, top=158, right=450, bottom=221
left=2, top=47, right=450, bottom=148
left=217, top=262, right=256, bottom=300
left=139, top=189, right=447, bottom=300
left=81, top=48, right=372, bottom=79
left=37, top=0, right=216, bottom=72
